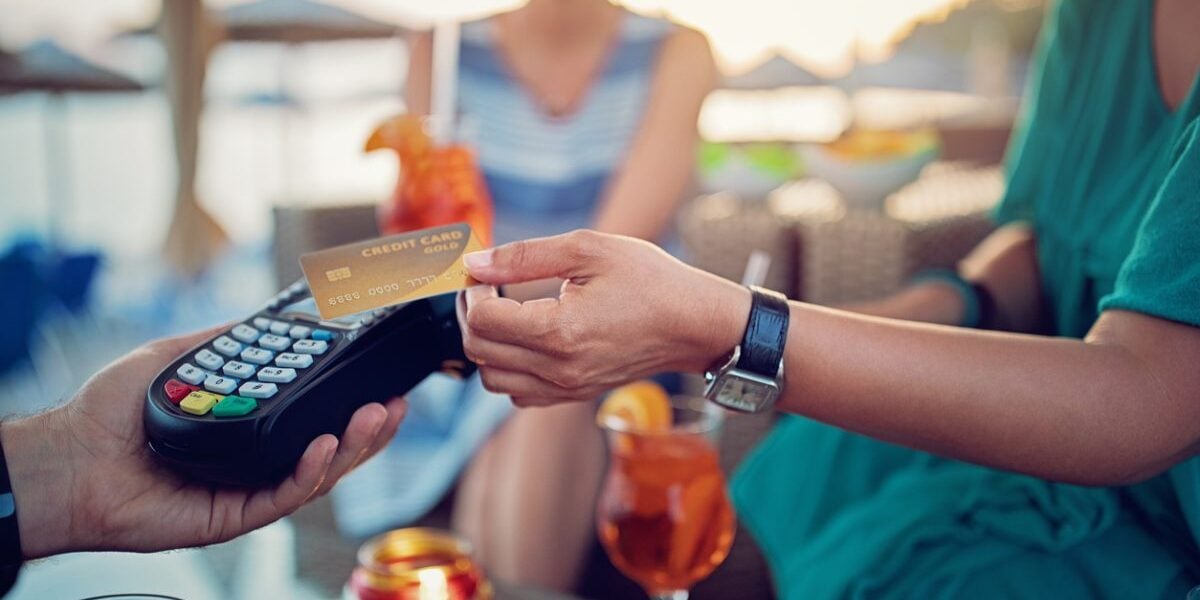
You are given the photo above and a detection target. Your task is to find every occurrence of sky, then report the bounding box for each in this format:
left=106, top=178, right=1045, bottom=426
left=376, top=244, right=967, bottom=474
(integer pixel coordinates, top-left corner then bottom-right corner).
left=0, top=0, right=974, bottom=74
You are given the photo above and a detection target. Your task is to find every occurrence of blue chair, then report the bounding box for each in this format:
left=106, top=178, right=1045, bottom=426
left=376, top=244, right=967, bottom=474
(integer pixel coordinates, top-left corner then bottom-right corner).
left=48, top=251, right=101, bottom=312
left=0, top=247, right=46, bottom=375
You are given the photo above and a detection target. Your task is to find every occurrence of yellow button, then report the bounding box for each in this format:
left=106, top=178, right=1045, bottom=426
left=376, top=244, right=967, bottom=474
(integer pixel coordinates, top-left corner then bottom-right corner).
left=180, top=391, right=222, bottom=416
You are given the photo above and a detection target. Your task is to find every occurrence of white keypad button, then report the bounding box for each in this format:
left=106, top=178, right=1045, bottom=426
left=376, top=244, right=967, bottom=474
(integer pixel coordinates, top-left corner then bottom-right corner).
left=238, top=381, right=278, bottom=399
left=258, top=334, right=292, bottom=351
left=193, top=349, right=224, bottom=371
left=252, top=317, right=271, bottom=330
left=292, top=339, right=328, bottom=355
left=176, top=363, right=207, bottom=385
left=204, top=374, right=237, bottom=395
left=275, top=353, right=313, bottom=369
left=222, top=361, right=255, bottom=379
left=231, top=324, right=261, bottom=344
left=212, top=336, right=243, bottom=357
left=258, top=367, right=297, bottom=383
left=269, top=321, right=291, bottom=336
left=240, top=347, right=274, bottom=365
left=287, top=325, right=312, bottom=339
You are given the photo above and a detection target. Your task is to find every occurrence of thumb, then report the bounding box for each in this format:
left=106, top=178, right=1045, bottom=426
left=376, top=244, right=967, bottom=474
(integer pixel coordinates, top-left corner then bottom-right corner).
left=463, top=230, right=605, bottom=285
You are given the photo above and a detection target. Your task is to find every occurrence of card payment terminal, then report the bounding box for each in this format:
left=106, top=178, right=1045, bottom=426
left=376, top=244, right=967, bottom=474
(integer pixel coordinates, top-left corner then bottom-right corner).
left=144, top=280, right=472, bottom=486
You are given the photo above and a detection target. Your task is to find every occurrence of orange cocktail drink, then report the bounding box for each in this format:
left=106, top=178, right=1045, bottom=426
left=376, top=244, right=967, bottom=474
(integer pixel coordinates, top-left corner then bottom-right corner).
left=366, top=114, right=494, bottom=245
left=596, top=390, right=734, bottom=599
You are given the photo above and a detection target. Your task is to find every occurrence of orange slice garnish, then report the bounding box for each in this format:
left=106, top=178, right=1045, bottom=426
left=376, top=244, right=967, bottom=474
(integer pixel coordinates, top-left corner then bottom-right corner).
left=365, top=113, right=430, bottom=163
left=597, top=380, right=672, bottom=432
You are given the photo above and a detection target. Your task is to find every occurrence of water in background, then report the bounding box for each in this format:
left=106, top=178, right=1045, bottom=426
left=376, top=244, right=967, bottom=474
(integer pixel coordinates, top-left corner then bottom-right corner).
left=0, top=38, right=408, bottom=413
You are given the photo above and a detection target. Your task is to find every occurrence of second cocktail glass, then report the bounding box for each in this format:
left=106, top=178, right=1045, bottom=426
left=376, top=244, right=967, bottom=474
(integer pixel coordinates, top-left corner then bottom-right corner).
left=596, top=396, right=735, bottom=600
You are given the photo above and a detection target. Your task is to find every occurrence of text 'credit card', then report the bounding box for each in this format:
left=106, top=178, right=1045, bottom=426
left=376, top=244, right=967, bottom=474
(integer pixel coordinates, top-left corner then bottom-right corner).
left=300, top=223, right=485, bottom=320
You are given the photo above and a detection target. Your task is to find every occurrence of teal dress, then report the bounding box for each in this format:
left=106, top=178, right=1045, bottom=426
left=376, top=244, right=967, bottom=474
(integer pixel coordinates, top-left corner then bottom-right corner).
left=731, top=1, right=1200, bottom=597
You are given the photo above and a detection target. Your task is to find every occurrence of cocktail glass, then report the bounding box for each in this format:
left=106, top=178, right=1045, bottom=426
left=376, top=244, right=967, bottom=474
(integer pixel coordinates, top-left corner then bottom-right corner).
left=596, top=396, right=735, bottom=600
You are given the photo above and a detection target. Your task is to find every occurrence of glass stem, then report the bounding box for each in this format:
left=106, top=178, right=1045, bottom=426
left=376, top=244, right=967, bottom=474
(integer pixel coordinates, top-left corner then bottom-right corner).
left=652, top=592, right=688, bottom=600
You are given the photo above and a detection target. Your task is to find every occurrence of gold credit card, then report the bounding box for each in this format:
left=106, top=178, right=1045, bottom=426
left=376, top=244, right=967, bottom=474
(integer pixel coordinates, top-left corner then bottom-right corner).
left=300, top=223, right=484, bottom=320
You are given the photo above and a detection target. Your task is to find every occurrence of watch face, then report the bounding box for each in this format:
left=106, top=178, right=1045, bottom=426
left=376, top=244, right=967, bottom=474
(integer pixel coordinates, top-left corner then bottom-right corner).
left=712, top=374, right=778, bottom=412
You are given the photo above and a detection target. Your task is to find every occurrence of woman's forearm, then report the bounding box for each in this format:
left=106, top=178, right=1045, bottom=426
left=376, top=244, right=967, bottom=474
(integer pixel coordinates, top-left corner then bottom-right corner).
left=837, top=282, right=965, bottom=324
left=770, top=303, right=1191, bottom=486
left=842, top=224, right=1047, bottom=329
left=591, top=29, right=715, bottom=241
left=959, top=223, right=1048, bottom=333
left=591, top=130, right=696, bottom=241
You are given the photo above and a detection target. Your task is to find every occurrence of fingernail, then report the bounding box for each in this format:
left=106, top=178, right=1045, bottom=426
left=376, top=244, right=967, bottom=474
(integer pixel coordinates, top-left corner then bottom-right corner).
left=324, top=440, right=338, bottom=465
left=369, top=406, right=387, bottom=435
left=464, top=249, right=494, bottom=270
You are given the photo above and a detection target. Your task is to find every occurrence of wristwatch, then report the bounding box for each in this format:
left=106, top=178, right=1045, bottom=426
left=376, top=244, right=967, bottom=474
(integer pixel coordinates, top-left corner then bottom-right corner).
left=704, top=286, right=790, bottom=413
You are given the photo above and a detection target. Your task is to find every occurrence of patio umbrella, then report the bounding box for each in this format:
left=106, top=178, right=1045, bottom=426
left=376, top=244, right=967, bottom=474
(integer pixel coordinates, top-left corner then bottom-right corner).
left=833, top=47, right=969, bottom=93
left=0, top=40, right=142, bottom=94
left=153, top=0, right=408, bottom=276
left=722, top=53, right=826, bottom=90
left=0, top=40, right=143, bottom=247
left=833, top=0, right=1040, bottom=97
left=221, top=0, right=403, bottom=43
left=824, top=1, right=1022, bottom=135
left=218, top=0, right=410, bottom=201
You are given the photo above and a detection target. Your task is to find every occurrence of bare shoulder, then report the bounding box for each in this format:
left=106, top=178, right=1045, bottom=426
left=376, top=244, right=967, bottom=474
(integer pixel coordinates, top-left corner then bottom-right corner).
left=654, top=24, right=716, bottom=89
left=661, top=25, right=714, bottom=68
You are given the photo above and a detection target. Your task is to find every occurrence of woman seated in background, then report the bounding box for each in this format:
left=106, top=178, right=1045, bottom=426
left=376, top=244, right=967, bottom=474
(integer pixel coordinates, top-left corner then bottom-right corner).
left=457, top=0, right=1200, bottom=597
left=332, top=0, right=716, bottom=588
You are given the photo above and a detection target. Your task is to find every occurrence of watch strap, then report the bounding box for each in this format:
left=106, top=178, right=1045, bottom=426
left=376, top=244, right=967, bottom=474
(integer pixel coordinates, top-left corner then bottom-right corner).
left=736, top=286, right=790, bottom=376
left=972, top=282, right=996, bottom=330
left=0, top=427, right=23, bottom=593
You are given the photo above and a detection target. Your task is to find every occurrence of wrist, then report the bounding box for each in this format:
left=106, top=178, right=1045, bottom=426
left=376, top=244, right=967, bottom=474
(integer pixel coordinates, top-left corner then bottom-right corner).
left=675, top=272, right=752, bottom=373
left=1, top=410, right=76, bottom=559
left=903, top=281, right=968, bottom=325
left=910, top=270, right=987, bottom=328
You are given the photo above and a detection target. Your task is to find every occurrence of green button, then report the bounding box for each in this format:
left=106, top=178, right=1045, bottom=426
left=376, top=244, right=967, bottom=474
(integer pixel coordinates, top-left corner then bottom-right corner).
left=212, top=395, right=257, bottom=418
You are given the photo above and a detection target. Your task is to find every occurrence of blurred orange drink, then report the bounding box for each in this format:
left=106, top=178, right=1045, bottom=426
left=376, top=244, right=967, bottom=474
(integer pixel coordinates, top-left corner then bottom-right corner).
left=366, top=114, right=494, bottom=245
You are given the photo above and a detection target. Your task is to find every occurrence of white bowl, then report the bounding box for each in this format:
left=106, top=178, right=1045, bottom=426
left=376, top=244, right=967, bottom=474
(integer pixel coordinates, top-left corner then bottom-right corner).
left=698, top=143, right=802, bottom=200
left=701, top=158, right=788, bottom=199
left=801, top=142, right=939, bottom=211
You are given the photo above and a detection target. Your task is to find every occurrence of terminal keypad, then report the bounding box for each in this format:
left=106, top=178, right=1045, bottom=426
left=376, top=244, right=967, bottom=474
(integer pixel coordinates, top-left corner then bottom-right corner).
left=162, top=315, right=338, bottom=418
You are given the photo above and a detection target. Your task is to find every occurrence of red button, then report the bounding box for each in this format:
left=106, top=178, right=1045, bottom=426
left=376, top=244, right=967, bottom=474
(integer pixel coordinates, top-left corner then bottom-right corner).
left=164, top=379, right=198, bottom=404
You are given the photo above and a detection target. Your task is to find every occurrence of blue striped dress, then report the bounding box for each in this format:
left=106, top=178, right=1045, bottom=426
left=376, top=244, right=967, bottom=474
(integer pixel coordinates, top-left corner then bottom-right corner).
left=331, top=11, right=674, bottom=538
left=458, top=11, right=673, bottom=243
